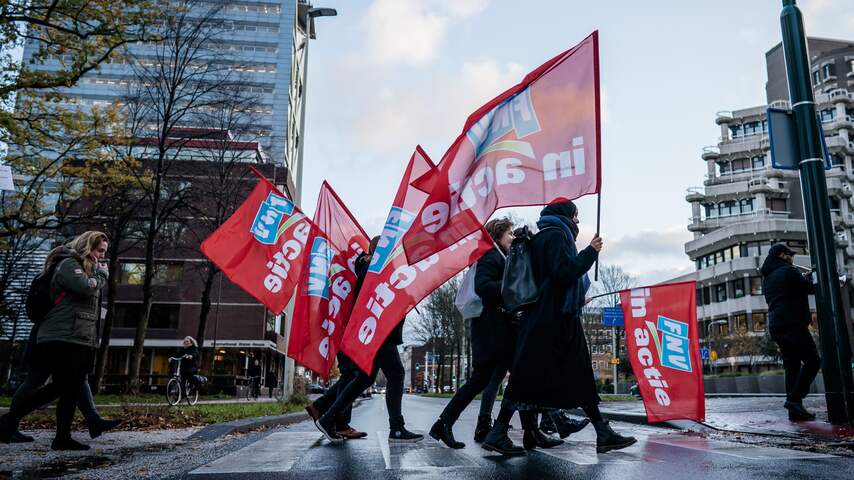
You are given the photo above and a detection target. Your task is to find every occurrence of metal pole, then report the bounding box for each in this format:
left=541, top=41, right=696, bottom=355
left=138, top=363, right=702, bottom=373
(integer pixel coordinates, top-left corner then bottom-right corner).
left=780, top=0, right=854, bottom=423
left=612, top=326, right=617, bottom=394
left=295, top=11, right=311, bottom=205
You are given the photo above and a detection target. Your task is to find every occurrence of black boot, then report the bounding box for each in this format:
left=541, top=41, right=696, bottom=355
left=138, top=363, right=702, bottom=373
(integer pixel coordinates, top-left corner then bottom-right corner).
left=474, top=415, right=492, bottom=443
left=593, top=419, right=636, bottom=453
left=89, top=418, right=122, bottom=439
left=552, top=413, right=590, bottom=439
left=51, top=437, right=90, bottom=451
left=389, top=417, right=423, bottom=443
left=523, top=428, right=563, bottom=450
left=482, top=420, right=525, bottom=456
left=784, top=400, right=816, bottom=421
left=430, top=418, right=464, bottom=449
left=539, top=414, right=557, bottom=434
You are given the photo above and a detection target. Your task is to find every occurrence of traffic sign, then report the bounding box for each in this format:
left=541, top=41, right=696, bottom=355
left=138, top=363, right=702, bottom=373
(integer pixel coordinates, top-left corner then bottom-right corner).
left=602, top=307, right=624, bottom=327
left=699, top=347, right=709, bottom=360
left=768, top=108, right=831, bottom=170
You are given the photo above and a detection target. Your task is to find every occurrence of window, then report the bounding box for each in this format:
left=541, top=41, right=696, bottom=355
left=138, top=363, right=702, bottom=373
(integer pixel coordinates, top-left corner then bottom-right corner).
left=823, top=63, right=836, bottom=79
left=813, top=70, right=821, bottom=85
left=729, top=125, right=742, bottom=139
left=713, top=283, right=727, bottom=302
left=732, top=278, right=745, bottom=298
left=750, top=276, right=763, bottom=295
left=850, top=59, right=854, bottom=74
left=114, top=303, right=180, bottom=329
left=732, top=158, right=750, bottom=172
left=718, top=162, right=731, bottom=175
left=820, top=108, right=836, bottom=123
left=734, top=314, right=747, bottom=333
left=717, top=321, right=729, bottom=336
left=768, top=198, right=787, bottom=212
left=702, top=286, right=711, bottom=305
left=751, top=154, right=766, bottom=169
left=119, top=262, right=183, bottom=286
left=752, top=312, right=767, bottom=332
left=829, top=196, right=841, bottom=211
left=739, top=198, right=754, bottom=214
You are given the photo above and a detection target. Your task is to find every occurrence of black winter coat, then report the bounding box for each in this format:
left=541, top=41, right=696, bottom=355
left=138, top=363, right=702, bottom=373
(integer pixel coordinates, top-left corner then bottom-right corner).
left=761, top=255, right=814, bottom=333
left=354, top=252, right=403, bottom=346
left=180, top=346, right=199, bottom=375
left=471, top=248, right=514, bottom=367
left=504, top=228, right=599, bottom=410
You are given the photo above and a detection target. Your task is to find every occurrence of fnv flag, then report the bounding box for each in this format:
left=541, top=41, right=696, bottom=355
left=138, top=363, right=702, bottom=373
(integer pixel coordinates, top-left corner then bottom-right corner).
left=339, top=147, right=493, bottom=374
left=619, top=282, right=705, bottom=423
left=200, top=170, right=312, bottom=314
left=289, top=182, right=369, bottom=378
left=402, top=32, right=601, bottom=264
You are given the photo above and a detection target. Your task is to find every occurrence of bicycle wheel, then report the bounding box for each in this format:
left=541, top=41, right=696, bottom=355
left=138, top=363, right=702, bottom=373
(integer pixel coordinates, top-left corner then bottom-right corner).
left=166, top=378, right=182, bottom=406
left=274, top=386, right=285, bottom=402
left=185, top=382, right=200, bottom=406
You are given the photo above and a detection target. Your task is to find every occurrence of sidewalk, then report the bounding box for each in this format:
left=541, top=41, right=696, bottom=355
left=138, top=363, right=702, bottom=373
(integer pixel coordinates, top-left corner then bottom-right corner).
left=597, top=396, right=854, bottom=444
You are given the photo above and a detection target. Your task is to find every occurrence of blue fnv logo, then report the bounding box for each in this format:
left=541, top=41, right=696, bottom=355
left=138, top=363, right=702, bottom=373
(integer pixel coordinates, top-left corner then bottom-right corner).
left=251, top=192, right=295, bottom=245
left=369, top=206, right=414, bottom=273
left=465, top=88, right=541, bottom=159
left=307, top=237, right=334, bottom=299
left=645, top=316, right=693, bottom=373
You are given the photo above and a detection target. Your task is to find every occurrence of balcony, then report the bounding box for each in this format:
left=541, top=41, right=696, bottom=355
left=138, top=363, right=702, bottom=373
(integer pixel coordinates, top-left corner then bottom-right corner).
left=687, top=209, right=788, bottom=234
left=685, top=215, right=807, bottom=254
left=696, top=256, right=761, bottom=283
left=719, top=135, right=769, bottom=156
left=701, top=146, right=720, bottom=161
left=697, top=295, right=769, bottom=321
left=826, top=177, right=853, bottom=198
left=686, top=187, right=704, bottom=202
left=715, top=111, right=733, bottom=125
left=844, top=212, right=854, bottom=228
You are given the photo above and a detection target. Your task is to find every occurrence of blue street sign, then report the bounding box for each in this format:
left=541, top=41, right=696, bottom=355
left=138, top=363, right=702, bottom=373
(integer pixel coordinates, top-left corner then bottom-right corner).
left=767, top=107, right=831, bottom=171
left=700, top=347, right=710, bottom=360
left=602, top=307, right=624, bottom=327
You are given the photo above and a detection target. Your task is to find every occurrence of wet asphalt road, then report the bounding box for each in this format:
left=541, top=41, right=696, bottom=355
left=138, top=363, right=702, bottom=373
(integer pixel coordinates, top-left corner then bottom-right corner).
left=181, top=395, right=854, bottom=480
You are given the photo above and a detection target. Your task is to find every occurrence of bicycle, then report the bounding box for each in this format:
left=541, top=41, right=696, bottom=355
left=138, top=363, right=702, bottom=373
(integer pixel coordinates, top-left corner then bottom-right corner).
left=244, top=376, right=261, bottom=401
left=166, top=357, right=200, bottom=406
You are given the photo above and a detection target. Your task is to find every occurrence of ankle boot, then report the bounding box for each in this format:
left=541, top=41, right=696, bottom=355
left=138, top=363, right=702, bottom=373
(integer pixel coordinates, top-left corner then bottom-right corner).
left=482, top=420, right=525, bottom=456
left=523, top=428, right=563, bottom=450
left=553, top=413, right=590, bottom=439
left=539, top=414, right=557, bottom=434
left=784, top=400, right=816, bottom=421
left=429, top=418, right=464, bottom=449
left=592, top=419, right=637, bottom=453
left=474, top=415, right=492, bottom=443
left=89, top=418, right=122, bottom=439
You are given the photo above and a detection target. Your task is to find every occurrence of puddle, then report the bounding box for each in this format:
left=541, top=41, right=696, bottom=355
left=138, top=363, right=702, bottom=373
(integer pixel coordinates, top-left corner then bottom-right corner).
left=1, top=456, right=113, bottom=479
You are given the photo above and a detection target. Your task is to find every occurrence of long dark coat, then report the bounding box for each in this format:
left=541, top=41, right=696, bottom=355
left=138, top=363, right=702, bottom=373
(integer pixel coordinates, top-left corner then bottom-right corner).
left=760, top=255, right=814, bottom=334
left=504, top=228, right=599, bottom=410
left=471, top=248, right=514, bottom=368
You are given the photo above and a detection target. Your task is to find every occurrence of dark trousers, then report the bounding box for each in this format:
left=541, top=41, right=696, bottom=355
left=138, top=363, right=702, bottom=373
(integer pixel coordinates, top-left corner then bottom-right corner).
left=321, top=342, right=405, bottom=428
left=313, top=355, right=358, bottom=429
left=3, top=344, right=100, bottom=433
left=440, top=361, right=507, bottom=425
left=478, top=367, right=506, bottom=417
left=772, top=327, right=821, bottom=402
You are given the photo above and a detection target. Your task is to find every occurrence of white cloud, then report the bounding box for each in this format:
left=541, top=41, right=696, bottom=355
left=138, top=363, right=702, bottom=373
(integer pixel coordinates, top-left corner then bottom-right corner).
left=362, top=0, right=492, bottom=66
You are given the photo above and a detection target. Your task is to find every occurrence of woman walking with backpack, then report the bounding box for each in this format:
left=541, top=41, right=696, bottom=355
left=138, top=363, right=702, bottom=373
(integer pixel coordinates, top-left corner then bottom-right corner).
left=0, top=232, right=111, bottom=450
left=483, top=201, right=636, bottom=455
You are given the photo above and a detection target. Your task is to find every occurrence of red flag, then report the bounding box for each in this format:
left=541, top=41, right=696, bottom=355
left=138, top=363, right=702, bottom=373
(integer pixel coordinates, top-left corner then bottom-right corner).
left=339, top=147, right=493, bottom=373
left=619, top=282, right=705, bottom=423
left=288, top=182, right=370, bottom=378
left=200, top=171, right=313, bottom=314
left=402, top=31, right=601, bottom=264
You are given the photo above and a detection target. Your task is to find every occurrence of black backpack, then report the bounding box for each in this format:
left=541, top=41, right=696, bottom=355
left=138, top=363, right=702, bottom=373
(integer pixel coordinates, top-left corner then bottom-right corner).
left=501, top=226, right=565, bottom=312
left=25, top=261, right=62, bottom=324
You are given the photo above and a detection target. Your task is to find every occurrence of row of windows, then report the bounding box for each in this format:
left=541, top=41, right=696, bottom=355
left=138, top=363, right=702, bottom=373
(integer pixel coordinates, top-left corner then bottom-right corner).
left=82, top=76, right=275, bottom=96
left=813, top=60, right=854, bottom=85
left=730, top=120, right=768, bottom=139
left=695, top=240, right=808, bottom=270
left=114, top=303, right=180, bottom=329
left=703, top=198, right=754, bottom=218
left=701, top=313, right=768, bottom=337
left=119, top=262, right=184, bottom=286
left=209, top=43, right=279, bottom=55
left=221, top=22, right=280, bottom=33
left=696, top=277, right=763, bottom=305
left=221, top=2, right=282, bottom=14
left=717, top=154, right=766, bottom=175
left=589, top=344, right=613, bottom=355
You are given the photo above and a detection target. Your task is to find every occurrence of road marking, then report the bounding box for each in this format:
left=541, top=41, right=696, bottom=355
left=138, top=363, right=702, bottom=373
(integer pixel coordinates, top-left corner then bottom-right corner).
left=646, top=435, right=836, bottom=460
left=378, top=431, right=482, bottom=470
left=189, top=432, right=322, bottom=475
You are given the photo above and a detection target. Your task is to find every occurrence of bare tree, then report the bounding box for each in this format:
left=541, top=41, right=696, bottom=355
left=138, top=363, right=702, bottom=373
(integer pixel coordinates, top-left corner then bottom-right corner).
left=411, top=277, right=465, bottom=392
left=121, top=1, right=242, bottom=392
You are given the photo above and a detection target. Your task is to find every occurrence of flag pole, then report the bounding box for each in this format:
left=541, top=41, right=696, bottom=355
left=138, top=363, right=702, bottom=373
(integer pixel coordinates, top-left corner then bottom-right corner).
left=594, top=192, right=601, bottom=281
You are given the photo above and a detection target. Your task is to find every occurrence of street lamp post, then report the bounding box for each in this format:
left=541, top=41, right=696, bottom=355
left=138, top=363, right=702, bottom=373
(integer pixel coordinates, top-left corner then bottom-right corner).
left=295, top=5, right=337, bottom=204
left=779, top=0, right=854, bottom=423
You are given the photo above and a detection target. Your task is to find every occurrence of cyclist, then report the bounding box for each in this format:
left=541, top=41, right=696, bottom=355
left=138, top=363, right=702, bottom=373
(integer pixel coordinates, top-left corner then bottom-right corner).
left=178, top=336, right=200, bottom=392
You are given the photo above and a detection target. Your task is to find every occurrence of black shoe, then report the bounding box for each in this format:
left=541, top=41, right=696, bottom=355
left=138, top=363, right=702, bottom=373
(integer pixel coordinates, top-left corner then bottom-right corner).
left=89, top=418, right=122, bottom=439
left=784, top=401, right=816, bottom=421
left=51, top=437, right=90, bottom=451
left=474, top=415, right=492, bottom=443
left=523, top=428, right=564, bottom=450
left=430, top=419, right=464, bottom=449
left=482, top=421, right=526, bottom=456
left=389, top=426, right=424, bottom=443
left=593, top=420, right=637, bottom=454
left=316, top=415, right=343, bottom=442
left=1, top=429, right=34, bottom=444
left=553, top=415, right=590, bottom=439
left=539, top=414, right=557, bottom=434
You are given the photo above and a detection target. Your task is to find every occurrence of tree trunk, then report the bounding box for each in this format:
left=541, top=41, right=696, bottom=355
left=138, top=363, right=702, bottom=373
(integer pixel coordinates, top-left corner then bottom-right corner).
left=196, top=264, right=217, bottom=369
left=92, top=240, right=122, bottom=392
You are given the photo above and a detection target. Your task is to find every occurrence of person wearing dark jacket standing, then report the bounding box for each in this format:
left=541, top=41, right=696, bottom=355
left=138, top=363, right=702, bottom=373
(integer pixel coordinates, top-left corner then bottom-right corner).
left=760, top=244, right=820, bottom=420
left=0, top=232, right=109, bottom=450
left=483, top=201, right=636, bottom=455
left=313, top=237, right=422, bottom=443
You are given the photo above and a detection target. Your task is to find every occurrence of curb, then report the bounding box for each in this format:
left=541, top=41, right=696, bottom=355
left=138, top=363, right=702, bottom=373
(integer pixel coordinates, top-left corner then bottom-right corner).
left=566, top=408, right=708, bottom=432
left=189, top=411, right=309, bottom=441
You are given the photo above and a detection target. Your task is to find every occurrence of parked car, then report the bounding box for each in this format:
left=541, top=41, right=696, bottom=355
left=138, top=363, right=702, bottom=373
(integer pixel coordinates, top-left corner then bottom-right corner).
left=309, top=383, right=326, bottom=394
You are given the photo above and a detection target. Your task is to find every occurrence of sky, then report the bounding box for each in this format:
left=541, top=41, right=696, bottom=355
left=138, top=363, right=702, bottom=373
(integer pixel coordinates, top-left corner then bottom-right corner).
left=300, top=0, right=854, bottom=287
